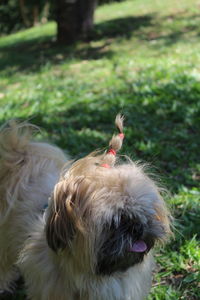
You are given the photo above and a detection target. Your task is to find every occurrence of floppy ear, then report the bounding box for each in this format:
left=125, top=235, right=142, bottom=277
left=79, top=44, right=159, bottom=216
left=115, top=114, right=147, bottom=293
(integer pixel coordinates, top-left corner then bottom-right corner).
left=45, top=180, right=76, bottom=252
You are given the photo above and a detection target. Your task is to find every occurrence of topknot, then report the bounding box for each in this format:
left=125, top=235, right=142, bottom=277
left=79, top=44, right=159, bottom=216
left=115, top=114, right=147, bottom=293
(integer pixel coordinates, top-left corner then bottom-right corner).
left=101, top=114, right=125, bottom=167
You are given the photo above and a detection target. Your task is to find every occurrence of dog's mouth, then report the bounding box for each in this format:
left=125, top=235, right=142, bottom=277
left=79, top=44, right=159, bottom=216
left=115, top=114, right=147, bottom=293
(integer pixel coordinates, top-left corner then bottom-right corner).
left=96, top=238, right=152, bottom=276
left=96, top=239, right=153, bottom=276
left=96, top=216, right=155, bottom=275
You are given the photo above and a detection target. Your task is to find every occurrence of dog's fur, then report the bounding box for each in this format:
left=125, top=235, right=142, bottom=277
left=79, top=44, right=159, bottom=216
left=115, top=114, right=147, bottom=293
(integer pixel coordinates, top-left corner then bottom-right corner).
left=0, top=117, right=171, bottom=300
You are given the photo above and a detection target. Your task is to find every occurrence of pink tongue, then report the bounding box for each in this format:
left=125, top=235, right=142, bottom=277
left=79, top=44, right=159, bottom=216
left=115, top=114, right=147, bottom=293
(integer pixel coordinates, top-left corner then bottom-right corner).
left=129, top=240, right=147, bottom=253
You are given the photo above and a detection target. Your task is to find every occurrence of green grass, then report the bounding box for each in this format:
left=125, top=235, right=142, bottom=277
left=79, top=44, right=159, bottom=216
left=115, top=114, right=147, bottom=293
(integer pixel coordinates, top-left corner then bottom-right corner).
left=0, top=0, right=200, bottom=299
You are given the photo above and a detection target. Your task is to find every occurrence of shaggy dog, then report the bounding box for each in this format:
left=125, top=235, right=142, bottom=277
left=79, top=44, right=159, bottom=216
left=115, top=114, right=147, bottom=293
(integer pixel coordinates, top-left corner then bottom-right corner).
left=0, top=116, right=171, bottom=300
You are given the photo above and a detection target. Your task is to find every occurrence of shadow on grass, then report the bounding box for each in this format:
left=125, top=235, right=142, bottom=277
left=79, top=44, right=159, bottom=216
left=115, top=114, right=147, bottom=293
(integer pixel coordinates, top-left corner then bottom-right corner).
left=0, top=36, right=113, bottom=74
left=94, top=15, right=153, bottom=39
left=0, top=73, right=197, bottom=192
left=140, top=13, right=200, bottom=47
left=1, top=11, right=200, bottom=73
left=0, top=15, right=153, bottom=74
left=159, top=196, right=200, bottom=299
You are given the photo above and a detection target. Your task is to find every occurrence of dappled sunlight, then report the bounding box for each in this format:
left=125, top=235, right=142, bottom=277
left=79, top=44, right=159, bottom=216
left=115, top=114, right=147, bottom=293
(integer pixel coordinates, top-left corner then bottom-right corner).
left=0, top=1, right=199, bottom=299
left=0, top=1, right=200, bottom=75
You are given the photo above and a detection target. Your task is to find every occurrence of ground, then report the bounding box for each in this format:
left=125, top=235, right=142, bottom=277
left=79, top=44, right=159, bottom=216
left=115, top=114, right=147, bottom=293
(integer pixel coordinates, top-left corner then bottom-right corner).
left=0, top=0, right=199, bottom=299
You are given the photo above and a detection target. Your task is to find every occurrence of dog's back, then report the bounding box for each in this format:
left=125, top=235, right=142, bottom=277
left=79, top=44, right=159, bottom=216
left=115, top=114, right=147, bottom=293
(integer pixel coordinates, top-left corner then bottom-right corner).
left=0, top=121, right=67, bottom=224
left=0, top=121, right=67, bottom=291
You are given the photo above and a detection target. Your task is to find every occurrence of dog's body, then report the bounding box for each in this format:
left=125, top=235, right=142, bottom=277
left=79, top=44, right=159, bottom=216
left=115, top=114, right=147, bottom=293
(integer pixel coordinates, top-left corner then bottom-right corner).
left=0, top=124, right=67, bottom=293
left=0, top=118, right=170, bottom=300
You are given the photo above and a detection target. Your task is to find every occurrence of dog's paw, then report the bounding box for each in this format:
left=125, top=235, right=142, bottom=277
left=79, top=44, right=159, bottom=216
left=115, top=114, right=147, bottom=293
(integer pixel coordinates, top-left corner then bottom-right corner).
left=0, top=266, right=20, bottom=292
left=0, top=289, right=14, bottom=299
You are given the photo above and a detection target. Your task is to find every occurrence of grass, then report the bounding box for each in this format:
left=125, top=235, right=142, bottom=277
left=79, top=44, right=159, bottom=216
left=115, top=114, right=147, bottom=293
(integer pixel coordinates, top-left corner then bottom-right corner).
left=0, top=0, right=199, bottom=299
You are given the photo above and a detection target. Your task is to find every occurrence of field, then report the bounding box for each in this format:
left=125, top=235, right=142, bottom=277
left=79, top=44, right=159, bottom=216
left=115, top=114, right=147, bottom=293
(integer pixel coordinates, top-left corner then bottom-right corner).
left=0, top=0, right=199, bottom=299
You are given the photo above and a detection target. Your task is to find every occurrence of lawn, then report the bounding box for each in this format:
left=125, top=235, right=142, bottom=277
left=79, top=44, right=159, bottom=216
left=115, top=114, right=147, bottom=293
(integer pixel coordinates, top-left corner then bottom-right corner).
left=0, top=0, right=199, bottom=299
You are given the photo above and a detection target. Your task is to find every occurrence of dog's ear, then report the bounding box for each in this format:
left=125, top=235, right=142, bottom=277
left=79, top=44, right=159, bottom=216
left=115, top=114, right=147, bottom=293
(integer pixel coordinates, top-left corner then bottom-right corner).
left=45, top=180, right=77, bottom=252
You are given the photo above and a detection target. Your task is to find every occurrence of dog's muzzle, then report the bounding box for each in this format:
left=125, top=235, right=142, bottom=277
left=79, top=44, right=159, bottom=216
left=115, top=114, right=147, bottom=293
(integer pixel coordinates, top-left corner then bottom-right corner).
left=96, top=215, right=155, bottom=275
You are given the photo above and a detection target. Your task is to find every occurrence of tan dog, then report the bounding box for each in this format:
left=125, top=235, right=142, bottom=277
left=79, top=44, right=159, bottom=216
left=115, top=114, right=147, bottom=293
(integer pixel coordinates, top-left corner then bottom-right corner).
left=0, top=116, right=171, bottom=300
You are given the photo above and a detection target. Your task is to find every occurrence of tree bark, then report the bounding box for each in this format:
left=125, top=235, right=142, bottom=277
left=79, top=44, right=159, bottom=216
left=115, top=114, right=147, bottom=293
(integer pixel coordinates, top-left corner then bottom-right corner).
left=19, top=0, right=31, bottom=27
left=33, top=5, right=39, bottom=26
left=56, top=0, right=98, bottom=44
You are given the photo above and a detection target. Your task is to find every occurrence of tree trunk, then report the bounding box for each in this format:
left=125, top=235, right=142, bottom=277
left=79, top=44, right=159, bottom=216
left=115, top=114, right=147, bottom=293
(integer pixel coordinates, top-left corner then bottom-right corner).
left=19, top=0, right=31, bottom=27
left=33, top=5, right=39, bottom=26
left=56, top=0, right=98, bottom=44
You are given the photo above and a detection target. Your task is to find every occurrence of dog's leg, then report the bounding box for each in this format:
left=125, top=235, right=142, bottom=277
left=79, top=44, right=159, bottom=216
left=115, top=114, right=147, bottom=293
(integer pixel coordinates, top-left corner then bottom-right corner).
left=0, top=263, right=20, bottom=293
left=0, top=255, right=20, bottom=293
left=0, top=225, right=20, bottom=292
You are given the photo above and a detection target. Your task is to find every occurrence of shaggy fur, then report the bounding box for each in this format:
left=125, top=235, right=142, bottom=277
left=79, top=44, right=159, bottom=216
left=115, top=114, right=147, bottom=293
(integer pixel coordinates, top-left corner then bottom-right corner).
left=0, top=117, right=171, bottom=300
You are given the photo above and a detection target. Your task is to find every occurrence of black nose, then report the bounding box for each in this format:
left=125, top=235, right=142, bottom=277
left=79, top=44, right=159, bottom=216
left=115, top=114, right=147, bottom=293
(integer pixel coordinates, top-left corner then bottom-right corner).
left=119, top=214, right=144, bottom=240
left=96, top=215, right=146, bottom=276
left=131, top=222, right=144, bottom=239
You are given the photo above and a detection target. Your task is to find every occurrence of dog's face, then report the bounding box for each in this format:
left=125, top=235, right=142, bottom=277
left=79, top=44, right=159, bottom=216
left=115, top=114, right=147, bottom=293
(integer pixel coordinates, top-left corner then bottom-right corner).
left=46, top=156, right=170, bottom=276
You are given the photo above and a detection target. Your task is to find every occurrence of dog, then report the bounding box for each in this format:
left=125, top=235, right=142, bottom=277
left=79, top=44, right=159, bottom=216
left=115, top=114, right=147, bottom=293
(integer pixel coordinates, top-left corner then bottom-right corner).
left=0, top=116, right=171, bottom=300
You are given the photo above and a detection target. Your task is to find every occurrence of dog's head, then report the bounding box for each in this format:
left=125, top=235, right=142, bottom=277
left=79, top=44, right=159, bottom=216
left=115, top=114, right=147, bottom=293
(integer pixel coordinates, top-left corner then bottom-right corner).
left=46, top=116, right=171, bottom=275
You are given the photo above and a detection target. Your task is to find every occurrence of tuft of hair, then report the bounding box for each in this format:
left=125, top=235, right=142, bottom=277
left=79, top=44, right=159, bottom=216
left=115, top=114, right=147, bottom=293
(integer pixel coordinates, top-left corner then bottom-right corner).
left=60, top=114, right=125, bottom=177
left=115, top=114, right=124, bottom=134
left=102, top=114, right=125, bottom=167
left=0, top=120, right=37, bottom=168
left=0, top=121, right=38, bottom=223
